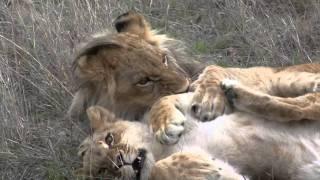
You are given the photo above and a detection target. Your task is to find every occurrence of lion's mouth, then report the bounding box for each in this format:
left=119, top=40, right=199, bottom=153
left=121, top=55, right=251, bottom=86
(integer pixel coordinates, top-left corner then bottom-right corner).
left=116, top=148, right=147, bottom=180
left=132, top=148, right=147, bottom=180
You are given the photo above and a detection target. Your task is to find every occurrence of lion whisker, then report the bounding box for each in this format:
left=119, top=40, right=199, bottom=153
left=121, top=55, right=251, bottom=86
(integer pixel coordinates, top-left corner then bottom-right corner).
left=106, top=155, right=119, bottom=169
left=116, top=147, right=124, bottom=167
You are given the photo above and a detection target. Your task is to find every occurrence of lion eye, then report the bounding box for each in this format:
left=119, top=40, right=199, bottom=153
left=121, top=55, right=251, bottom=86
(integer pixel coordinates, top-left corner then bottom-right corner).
left=163, top=55, right=168, bottom=67
left=105, top=133, right=114, bottom=147
left=136, top=77, right=153, bottom=87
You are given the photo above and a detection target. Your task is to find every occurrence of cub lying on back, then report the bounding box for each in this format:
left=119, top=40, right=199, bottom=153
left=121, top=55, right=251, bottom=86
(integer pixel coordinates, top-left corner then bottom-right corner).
left=77, top=82, right=320, bottom=180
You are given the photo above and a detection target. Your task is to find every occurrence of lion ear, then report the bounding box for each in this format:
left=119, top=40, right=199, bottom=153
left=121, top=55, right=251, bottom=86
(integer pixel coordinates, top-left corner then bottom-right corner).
left=114, top=11, right=150, bottom=36
left=87, top=106, right=116, bottom=131
left=73, top=55, right=103, bottom=81
left=73, top=40, right=122, bottom=82
left=114, top=11, right=166, bottom=46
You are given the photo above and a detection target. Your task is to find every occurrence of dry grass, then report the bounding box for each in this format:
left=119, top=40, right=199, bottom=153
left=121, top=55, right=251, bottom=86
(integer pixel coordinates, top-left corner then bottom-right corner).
left=1, top=0, right=320, bottom=179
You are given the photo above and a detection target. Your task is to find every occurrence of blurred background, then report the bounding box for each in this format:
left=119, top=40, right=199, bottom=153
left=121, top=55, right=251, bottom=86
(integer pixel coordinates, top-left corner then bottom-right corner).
left=1, top=0, right=320, bottom=179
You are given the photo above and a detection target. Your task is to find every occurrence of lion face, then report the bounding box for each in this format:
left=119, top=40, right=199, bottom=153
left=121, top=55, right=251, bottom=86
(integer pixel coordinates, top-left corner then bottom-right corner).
left=69, top=12, right=191, bottom=121
left=79, top=138, right=154, bottom=180
left=77, top=106, right=154, bottom=180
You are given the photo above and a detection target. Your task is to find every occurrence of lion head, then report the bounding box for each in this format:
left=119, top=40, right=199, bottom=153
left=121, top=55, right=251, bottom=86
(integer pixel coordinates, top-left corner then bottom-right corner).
left=68, top=11, right=203, bottom=121
left=76, top=106, right=155, bottom=179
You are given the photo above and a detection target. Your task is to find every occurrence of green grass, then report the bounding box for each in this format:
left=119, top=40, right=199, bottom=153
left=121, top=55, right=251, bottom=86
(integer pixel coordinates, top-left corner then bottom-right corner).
left=193, top=40, right=209, bottom=53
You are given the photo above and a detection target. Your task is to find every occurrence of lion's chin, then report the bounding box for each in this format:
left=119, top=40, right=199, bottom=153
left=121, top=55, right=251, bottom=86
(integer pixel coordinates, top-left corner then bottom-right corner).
left=174, top=78, right=190, bottom=93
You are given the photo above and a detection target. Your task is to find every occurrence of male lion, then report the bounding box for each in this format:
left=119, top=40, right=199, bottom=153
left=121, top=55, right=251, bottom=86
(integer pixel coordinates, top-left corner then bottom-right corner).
left=68, top=11, right=204, bottom=122
left=69, top=11, right=320, bottom=125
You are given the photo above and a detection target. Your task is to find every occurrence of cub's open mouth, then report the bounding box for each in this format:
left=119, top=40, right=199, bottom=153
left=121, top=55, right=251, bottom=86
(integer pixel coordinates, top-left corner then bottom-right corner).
left=132, top=148, right=147, bottom=180
left=115, top=148, right=147, bottom=180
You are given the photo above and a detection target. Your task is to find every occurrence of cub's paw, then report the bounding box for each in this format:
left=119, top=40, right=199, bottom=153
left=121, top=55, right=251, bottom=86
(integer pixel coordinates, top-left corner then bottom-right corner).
left=190, top=82, right=230, bottom=122
left=299, top=73, right=320, bottom=93
left=220, top=79, right=240, bottom=105
left=155, top=110, right=186, bottom=145
left=149, top=95, right=187, bottom=145
left=220, top=79, right=239, bottom=90
left=208, top=158, right=248, bottom=180
left=151, top=152, right=248, bottom=180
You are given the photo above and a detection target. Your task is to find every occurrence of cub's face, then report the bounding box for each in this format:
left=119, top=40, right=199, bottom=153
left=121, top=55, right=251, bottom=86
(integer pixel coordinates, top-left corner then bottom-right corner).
left=79, top=136, right=154, bottom=180
left=77, top=106, right=154, bottom=179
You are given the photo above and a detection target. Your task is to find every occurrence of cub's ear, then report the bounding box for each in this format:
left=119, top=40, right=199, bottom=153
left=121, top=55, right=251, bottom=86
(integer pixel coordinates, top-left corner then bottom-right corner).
left=86, top=106, right=116, bottom=131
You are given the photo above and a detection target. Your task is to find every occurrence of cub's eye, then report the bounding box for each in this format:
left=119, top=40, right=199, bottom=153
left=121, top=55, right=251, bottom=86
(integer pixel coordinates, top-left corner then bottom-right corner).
left=105, top=133, right=114, bottom=147
left=136, top=77, right=153, bottom=87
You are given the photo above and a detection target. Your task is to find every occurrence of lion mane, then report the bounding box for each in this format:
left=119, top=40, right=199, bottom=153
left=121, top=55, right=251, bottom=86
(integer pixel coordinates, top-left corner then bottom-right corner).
left=68, top=11, right=205, bottom=122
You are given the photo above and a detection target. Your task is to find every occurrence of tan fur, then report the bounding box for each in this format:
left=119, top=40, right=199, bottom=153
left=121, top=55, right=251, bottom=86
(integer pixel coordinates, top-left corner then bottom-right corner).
left=73, top=12, right=320, bottom=179
left=76, top=106, right=156, bottom=179
left=77, top=106, right=246, bottom=180
left=190, top=63, right=320, bottom=121
left=78, top=104, right=320, bottom=180
left=69, top=11, right=320, bottom=124
left=150, top=152, right=245, bottom=180
left=220, top=78, right=320, bottom=122
left=114, top=11, right=170, bottom=46
left=151, top=66, right=320, bottom=145
left=68, top=12, right=204, bottom=122
left=149, top=93, right=320, bottom=180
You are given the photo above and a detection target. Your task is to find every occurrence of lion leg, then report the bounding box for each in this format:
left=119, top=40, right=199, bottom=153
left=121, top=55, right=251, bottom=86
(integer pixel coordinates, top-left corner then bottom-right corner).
left=271, top=71, right=320, bottom=97
left=150, top=152, right=248, bottom=180
left=221, top=79, right=320, bottom=122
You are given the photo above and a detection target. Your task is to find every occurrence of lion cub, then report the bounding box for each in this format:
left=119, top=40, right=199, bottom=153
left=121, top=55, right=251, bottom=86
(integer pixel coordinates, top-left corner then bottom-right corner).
left=77, top=105, right=246, bottom=180
left=77, top=92, right=320, bottom=180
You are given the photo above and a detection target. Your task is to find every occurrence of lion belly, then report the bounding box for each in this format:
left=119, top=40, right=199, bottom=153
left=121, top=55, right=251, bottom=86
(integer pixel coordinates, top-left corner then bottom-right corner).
left=170, top=112, right=320, bottom=179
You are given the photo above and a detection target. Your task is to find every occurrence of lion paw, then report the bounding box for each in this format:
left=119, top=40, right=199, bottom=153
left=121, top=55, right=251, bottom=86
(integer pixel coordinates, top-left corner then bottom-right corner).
left=221, top=79, right=239, bottom=90
left=220, top=79, right=240, bottom=105
left=190, top=85, right=230, bottom=122
left=209, top=158, right=248, bottom=180
left=295, top=73, right=320, bottom=94
left=155, top=110, right=186, bottom=145
left=151, top=153, right=248, bottom=180
left=149, top=95, right=192, bottom=145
